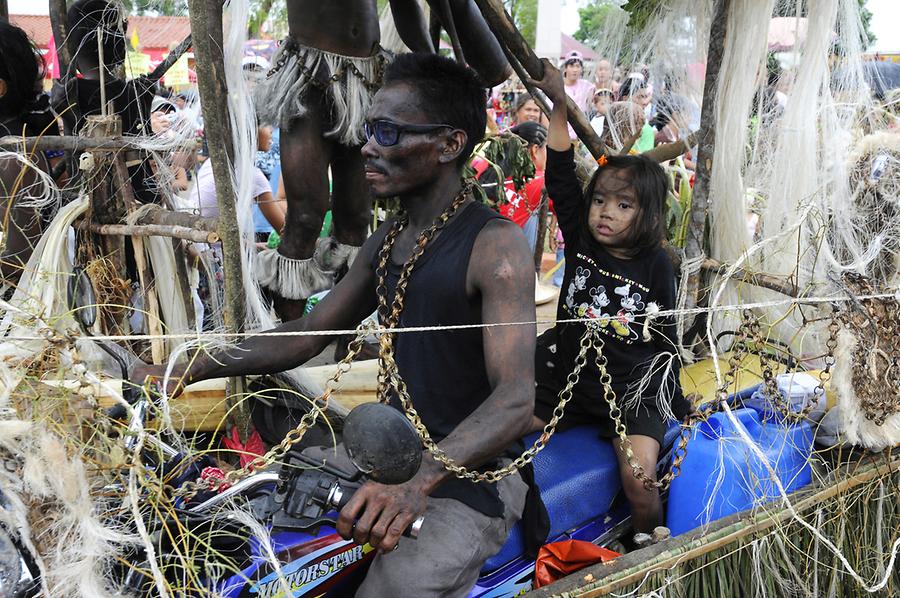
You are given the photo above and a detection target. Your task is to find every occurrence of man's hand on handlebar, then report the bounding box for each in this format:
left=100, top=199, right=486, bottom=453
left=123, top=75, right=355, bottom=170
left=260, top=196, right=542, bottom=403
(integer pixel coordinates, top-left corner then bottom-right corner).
left=336, top=477, right=428, bottom=553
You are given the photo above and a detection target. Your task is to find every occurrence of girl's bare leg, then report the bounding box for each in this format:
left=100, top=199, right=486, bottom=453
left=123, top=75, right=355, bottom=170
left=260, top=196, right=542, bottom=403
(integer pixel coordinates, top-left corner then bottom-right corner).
left=612, top=435, right=663, bottom=534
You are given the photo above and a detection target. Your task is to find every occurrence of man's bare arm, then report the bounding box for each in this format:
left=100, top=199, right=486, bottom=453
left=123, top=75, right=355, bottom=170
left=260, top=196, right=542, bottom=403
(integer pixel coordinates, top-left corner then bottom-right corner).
left=133, top=225, right=390, bottom=389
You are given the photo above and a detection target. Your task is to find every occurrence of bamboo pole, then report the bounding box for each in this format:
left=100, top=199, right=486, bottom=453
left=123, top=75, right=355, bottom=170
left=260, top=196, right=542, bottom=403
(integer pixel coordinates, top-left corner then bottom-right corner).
left=530, top=453, right=900, bottom=597
left=472, top=0, right=605, bottom=159
left=187, top=0, right=245, bottom=331
left=188, top=0, right=249, bottom=436
left=680, top=0, right=730, bottom=342
left=643, top=133, right=698, bottom=164
left=667, top=249, right=800, bottom=298
left=76, top=221, right=219, bottom=244
left=113, top=156, right=166, bottom=363
left=700, top=258, right=798, bottom=298
left=170, top=238, right=197, bottom=332
left=497, top=45, right=553, bottom=121
left=0, top=136, right=201, bottom=152
left=136, top=206, right=218, bottom=234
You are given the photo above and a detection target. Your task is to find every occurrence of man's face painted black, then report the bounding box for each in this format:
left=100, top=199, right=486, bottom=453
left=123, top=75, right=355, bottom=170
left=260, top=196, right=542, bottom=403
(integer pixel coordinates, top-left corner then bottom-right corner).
left=361, top=82, right=465, bottom=199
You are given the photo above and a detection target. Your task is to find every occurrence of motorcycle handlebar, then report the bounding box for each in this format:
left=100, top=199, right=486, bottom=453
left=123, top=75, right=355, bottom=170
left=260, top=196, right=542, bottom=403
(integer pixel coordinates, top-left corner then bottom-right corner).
left=327, top=484, right=424, bottom=540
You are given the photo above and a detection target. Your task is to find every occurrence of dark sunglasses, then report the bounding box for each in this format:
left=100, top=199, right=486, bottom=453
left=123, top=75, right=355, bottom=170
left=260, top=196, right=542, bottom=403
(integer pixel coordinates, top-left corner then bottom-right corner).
left=364, top=119, right=453, bottom=147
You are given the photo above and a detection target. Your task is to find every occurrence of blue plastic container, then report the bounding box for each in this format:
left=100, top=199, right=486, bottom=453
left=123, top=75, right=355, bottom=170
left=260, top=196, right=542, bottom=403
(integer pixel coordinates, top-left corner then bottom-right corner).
left=666, top=407, right=814, bottom=536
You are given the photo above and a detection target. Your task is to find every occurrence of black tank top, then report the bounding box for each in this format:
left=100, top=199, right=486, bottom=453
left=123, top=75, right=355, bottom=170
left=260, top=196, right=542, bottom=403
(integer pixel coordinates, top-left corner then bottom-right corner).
left=372, top=200, right=510, bottom=517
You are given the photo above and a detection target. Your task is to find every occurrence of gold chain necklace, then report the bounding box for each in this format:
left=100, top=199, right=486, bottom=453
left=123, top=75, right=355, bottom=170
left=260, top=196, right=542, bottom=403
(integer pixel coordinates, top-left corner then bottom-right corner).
left=373, top=181, right=473, bottom=399
left=374, top=181, right=597, bottom=483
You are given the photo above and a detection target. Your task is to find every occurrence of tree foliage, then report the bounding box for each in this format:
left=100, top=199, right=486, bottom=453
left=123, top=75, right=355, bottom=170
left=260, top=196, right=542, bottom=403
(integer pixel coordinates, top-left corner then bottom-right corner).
left=505, top=0, right=538, bottom=48
left=574, top=1, right=617, bottom=44
left=574, top=0, right=661, bottom=44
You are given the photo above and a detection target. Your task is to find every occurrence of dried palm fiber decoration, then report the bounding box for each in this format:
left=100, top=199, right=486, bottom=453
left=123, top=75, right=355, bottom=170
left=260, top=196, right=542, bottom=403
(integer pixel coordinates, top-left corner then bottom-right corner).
left=705, top=0, right=774, bottom=341
left=839, top=131, right=900, bottom=285
left=741, top=0, right=875, bottom=357
left=123, top=205, right=194, bottom=353
left=0, top=195, right=146, bottom=596
left=831, top=274, right=900, bottom=450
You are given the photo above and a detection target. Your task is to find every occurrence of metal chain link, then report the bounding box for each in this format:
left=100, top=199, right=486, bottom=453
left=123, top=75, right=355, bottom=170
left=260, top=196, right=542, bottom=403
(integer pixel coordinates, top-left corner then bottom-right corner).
left=373, top=183, right=472, bottom=399
left=381, top=324, right=594, bottom=482
left=375, top=214, right=770, bottom=488
left=372, top=182, right=604, bottom=483
left=175, top=183, right=472, bottom=499
left=750, top=309, right=839, bottom=422
left=605, top=310, right=756, bottom=491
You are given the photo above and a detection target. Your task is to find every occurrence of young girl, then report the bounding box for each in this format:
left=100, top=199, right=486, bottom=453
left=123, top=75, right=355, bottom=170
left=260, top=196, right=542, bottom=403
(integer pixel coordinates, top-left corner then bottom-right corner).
left=528, top=61, right=690, bottom=540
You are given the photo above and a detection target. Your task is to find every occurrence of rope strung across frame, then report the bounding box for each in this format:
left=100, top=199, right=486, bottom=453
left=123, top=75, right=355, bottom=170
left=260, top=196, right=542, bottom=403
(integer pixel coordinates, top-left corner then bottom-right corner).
left=5, top=290, right=897, bottom=343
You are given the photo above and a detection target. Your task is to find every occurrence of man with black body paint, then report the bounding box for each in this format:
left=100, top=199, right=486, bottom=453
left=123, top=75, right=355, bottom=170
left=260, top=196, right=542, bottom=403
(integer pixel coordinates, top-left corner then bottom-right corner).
left=255, top=0, right=511, bottom=321
left=135, top=53, right=535, bottom=597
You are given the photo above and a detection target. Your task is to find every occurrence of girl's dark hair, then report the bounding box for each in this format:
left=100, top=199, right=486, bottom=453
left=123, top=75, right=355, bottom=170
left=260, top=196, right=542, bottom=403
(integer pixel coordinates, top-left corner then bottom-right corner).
left=581, top=154, right=668, bottom=256
left=0, top=22, right=44, bottom=120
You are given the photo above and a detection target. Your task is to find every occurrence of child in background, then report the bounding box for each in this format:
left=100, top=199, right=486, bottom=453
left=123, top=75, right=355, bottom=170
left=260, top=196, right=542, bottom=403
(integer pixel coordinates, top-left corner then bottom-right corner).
left=527, top=59, right=690, bottom=542
left=618, top=77, right=656, bottom=153
left=590, top=88, right=614, bottom=138
left=561, top=51, right=595, bottom=140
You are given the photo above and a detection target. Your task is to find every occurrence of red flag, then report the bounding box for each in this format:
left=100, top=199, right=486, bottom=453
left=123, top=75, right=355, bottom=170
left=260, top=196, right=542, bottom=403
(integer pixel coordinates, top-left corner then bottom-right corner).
left=46, top=35, right=59, bottom=79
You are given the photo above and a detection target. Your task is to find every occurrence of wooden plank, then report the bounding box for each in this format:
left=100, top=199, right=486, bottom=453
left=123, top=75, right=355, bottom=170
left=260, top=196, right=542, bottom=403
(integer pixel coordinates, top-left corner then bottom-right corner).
left=44, top=378, right=231, bottom=432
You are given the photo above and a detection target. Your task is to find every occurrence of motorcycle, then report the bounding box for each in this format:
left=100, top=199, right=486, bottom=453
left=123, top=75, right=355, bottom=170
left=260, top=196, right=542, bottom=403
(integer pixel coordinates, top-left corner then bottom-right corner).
left=0, top=269, right=762, bottom=597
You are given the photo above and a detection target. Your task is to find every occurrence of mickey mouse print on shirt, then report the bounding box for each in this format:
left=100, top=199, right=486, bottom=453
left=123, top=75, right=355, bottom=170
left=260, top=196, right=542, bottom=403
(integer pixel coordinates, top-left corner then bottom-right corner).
left=563, top=252, right=650, bottom=344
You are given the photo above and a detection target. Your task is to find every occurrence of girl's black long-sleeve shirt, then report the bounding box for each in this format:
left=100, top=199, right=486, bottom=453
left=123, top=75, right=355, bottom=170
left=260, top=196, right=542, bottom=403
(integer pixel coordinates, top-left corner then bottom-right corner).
left=545, top=146, right=684, bottom=410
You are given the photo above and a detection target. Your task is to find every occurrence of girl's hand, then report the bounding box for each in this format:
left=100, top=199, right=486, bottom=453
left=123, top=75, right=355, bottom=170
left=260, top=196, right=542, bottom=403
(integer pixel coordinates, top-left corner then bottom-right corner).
left=526, top=59, right=567, bottom=104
